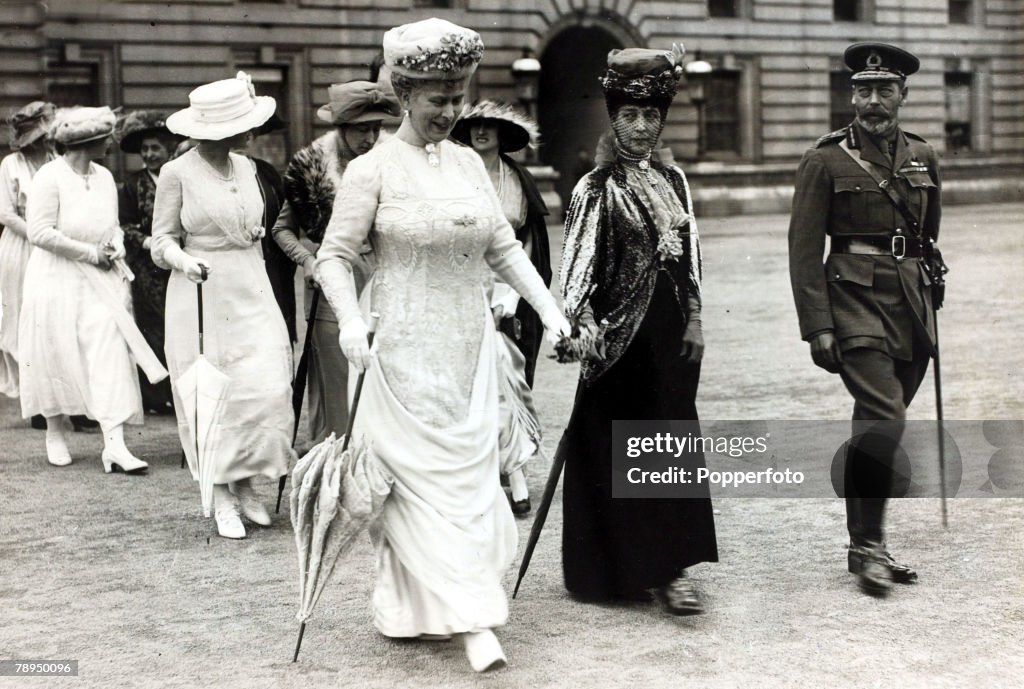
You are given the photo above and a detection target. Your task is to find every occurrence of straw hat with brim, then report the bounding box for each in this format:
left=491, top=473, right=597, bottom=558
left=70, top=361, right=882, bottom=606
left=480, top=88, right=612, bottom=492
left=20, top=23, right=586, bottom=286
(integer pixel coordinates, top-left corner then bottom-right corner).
left=316, top=81, right=402, bottom=125
left=9, top=101, right=56, bottom=151
left=119, top=110, right=182, bottom=153
left=450, top=100, right=539, bottom=154
left=166, top=71, right=276, bottom=141
left=52, top=106, right=118, bottom=146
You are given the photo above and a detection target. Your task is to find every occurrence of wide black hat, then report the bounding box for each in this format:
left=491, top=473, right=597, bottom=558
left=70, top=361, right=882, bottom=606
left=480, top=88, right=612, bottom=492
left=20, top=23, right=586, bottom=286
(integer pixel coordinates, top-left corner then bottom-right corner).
left=844, top=42, right=920, bottom=82
left=118, top=110, right=182, bottom=153
left=450, top=100, right=539, bottom=154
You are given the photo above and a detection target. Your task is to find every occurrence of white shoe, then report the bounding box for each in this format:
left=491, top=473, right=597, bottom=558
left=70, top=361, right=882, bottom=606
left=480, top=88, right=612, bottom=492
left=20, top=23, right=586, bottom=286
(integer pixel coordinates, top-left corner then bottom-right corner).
left=233, top=485, right=271, bottom=526
left=100, top=447, right=148, bottom=474
left=45, top=437, right=72, bottom=467
left=462, top=630, right=507, bottom=673
left=215, top=503, right=247, bottom=540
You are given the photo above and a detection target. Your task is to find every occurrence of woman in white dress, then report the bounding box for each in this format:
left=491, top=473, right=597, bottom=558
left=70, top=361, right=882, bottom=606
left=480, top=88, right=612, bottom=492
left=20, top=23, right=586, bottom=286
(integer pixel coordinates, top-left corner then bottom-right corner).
left=152, top=72, right=295, bottom=540
left=20, top=107, right=160, bottom=471
left=0, top=101, right=55, bottom=399
left=315, top=18, right=570, bottom=672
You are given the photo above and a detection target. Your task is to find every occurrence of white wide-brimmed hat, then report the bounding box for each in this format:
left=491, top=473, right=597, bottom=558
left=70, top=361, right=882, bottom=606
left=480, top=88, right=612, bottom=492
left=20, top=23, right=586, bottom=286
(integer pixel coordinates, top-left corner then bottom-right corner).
left=166, top=72, right=276, bottom=141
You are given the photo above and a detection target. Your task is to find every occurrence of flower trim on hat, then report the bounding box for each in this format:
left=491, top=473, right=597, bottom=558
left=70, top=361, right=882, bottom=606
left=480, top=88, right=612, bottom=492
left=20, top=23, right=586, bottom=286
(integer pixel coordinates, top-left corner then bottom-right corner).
left=393, top=32, right=484, bottom=76
left=601, top=71, right=680, bottom=101
left=601, top=43, right=686, bottom=102
left=236, top=71, right=257, bottom=100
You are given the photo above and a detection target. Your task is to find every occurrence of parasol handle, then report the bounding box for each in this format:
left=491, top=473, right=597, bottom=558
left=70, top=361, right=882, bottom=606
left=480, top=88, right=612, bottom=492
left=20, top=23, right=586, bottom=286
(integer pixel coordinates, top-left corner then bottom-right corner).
left=197, top=266, right=208, bottom=355
left=292, top=621, right=306, bottom=663
left=340, top=312, right=380, bottom=453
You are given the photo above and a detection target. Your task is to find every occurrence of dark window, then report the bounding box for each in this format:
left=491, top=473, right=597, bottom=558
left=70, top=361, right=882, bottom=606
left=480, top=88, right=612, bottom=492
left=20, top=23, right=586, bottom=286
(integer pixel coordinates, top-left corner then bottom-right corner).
left=239, top=66, right=290, bottom=168
left=705, top=71, right=740, bottom=155
left=949, top=1, right=972, bottom=24
left=413, top=0, right=454, bottom=7
left=708, top=0, right=738, bottom=18
left=830, top=71, right=853, bottom=131
left=944, top=72, right=972, bottom=153
left=834, top=0, right=861, bottom=21
left=44, top=48, right=99, bottom=108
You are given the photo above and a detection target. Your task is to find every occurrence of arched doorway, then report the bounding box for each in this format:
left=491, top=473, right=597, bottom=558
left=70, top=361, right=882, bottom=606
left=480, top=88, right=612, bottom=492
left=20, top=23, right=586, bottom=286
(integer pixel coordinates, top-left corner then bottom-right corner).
left=539, top=26, right=624, bottom=215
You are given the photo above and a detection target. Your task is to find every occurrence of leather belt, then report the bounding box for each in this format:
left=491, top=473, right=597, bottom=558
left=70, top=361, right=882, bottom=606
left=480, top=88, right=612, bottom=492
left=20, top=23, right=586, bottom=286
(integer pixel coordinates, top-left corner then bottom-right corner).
left=831, top=235, right=923, bottom=260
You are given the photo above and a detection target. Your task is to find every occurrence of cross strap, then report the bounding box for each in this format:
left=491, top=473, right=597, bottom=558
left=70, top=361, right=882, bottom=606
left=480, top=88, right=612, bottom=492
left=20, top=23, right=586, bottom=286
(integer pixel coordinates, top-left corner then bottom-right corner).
left=838, top=138, right=923, bottom=237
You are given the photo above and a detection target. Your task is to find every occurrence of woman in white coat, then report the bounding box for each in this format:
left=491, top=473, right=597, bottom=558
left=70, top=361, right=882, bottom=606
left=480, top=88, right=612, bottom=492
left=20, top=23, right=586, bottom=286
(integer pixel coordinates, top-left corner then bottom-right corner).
left=20, top=106, right=161, bottom=471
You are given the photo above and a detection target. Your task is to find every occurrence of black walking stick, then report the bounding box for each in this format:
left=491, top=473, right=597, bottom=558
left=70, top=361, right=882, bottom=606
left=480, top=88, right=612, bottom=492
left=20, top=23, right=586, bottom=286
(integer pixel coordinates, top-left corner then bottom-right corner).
left=934, top=316, right=948, bottom=528
left=183, top=267, right=209, bottom=472
left=512, top=442, right=566, bottom=599
left=928, top=238, right=950, bottom=528
left=513, top=326, right=607, bottom=597
left=292, top=312, right=379, bottom=663
left=276, top=289, right=322, bottom=514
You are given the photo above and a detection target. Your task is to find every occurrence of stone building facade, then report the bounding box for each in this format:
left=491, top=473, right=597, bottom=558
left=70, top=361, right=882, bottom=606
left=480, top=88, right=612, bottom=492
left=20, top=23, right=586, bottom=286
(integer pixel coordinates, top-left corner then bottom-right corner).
left=2, top=0, right=1021, bottom=212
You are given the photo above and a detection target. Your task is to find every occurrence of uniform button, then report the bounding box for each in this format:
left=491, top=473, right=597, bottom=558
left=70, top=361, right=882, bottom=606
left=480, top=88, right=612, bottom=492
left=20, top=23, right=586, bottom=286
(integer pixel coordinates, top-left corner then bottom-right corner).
left=835, top=273, right=841, bottom=279
left=855, top=185, right=862, bottom=190
left=895, top=228, right=903, bottom=234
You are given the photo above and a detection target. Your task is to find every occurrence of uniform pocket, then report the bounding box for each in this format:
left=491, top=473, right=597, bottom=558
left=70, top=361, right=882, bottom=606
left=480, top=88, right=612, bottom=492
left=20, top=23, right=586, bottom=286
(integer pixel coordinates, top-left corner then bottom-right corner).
left=824, top=254, right=884, bottom=339
left=833, top=176, right=881, bottom=229
left=903, top=172, right=936, bottom=190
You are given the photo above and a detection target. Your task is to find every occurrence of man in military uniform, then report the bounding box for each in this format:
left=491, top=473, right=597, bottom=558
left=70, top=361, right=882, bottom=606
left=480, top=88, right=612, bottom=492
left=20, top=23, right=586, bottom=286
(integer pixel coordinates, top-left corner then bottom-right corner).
left=788, top=43, right=942, bottom=596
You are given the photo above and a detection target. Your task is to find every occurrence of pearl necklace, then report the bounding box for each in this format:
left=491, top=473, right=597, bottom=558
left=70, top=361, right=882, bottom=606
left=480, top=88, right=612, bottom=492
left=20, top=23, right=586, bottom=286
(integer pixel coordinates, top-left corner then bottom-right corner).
left=615, top=143, right=653, bottom=170
left=615, top=142, right=665, bottom=189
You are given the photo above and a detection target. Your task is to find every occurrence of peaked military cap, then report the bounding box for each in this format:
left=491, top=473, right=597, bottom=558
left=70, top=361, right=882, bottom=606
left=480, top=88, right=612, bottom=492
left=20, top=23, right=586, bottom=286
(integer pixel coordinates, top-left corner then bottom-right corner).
left=844, top=42, right=919, bottom=83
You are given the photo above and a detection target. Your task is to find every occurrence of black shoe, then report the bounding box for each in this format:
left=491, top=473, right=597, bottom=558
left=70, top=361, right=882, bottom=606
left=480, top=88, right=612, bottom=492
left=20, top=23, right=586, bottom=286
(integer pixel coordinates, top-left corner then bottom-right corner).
left=30, top=414, right=46, bottom=430
left=848, top=543, right=894, bottom=597
left=510, top=497, right=531, bottom=517
left=70, top=415, right=100, bottom=433
left=848, top=544, right=918, bottom=584
left=652, top=574, right=704, bottom=616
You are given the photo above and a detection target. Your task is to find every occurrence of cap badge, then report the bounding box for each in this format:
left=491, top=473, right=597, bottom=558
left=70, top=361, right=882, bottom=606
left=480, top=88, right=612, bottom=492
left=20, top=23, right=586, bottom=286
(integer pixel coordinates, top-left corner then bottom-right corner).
left=866, top=51, right=883, bottom=69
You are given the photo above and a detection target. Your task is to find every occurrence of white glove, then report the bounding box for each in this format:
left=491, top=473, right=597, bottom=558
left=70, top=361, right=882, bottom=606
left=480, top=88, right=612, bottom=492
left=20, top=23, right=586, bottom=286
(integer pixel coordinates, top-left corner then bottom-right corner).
left=543, top=310, right=572, bottom=346
left=339, top=318, right=375, bottom=373
left=106, top=236, right=126, bottom=261
left=182, top=256, right=211, bottom=284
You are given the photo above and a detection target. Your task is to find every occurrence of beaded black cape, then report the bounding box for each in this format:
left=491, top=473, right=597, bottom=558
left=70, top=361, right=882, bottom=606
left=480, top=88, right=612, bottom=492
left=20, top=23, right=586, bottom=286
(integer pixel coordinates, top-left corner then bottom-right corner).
left=560, top=160, right=702, bottom=382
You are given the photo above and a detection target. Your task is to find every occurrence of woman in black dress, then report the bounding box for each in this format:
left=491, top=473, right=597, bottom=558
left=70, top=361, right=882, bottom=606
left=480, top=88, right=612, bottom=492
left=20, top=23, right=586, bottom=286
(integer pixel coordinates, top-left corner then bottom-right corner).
left=118, top=111, right=181, bottom=414
left=557, top=45, right=718, bottom=614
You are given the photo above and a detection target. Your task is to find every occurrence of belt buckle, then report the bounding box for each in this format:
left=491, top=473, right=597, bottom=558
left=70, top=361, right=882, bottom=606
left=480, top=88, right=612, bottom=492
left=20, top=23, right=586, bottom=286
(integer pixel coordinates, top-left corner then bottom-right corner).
left=891, top=234, right=906, bottom=261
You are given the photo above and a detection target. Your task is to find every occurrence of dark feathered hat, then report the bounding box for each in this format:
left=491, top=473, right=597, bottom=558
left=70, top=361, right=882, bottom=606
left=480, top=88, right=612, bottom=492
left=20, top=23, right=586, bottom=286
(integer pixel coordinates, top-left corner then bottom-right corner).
left=118, top=110, right=181, bottom=153
left=600, top=44, right=685, bottom=112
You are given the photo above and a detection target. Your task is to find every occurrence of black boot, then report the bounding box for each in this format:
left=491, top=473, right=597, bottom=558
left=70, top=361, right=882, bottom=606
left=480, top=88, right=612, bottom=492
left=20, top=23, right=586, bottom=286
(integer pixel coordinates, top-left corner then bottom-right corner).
left=70, top=415, right=100, bottom=433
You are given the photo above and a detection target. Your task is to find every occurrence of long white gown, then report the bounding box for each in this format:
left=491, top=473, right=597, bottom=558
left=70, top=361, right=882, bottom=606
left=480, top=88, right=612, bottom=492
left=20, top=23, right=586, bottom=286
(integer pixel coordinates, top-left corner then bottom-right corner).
left=151, top=149, right=294, bottom=485
left=0, top=150, right=53, bottom=397
left=18, top=158, right=143, bottom=427
left=315, top=137, right=558, bottom=637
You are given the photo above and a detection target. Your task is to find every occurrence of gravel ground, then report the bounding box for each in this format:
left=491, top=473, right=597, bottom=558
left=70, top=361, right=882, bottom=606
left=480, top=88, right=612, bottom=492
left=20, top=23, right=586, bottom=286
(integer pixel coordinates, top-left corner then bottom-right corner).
left=1, top=203, right=1021, bottom=689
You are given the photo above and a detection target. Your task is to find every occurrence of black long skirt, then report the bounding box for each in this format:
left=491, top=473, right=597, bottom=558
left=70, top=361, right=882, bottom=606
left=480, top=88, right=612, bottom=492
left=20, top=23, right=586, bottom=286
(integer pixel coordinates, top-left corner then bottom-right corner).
left=560, top=273, right=718, bottom=601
